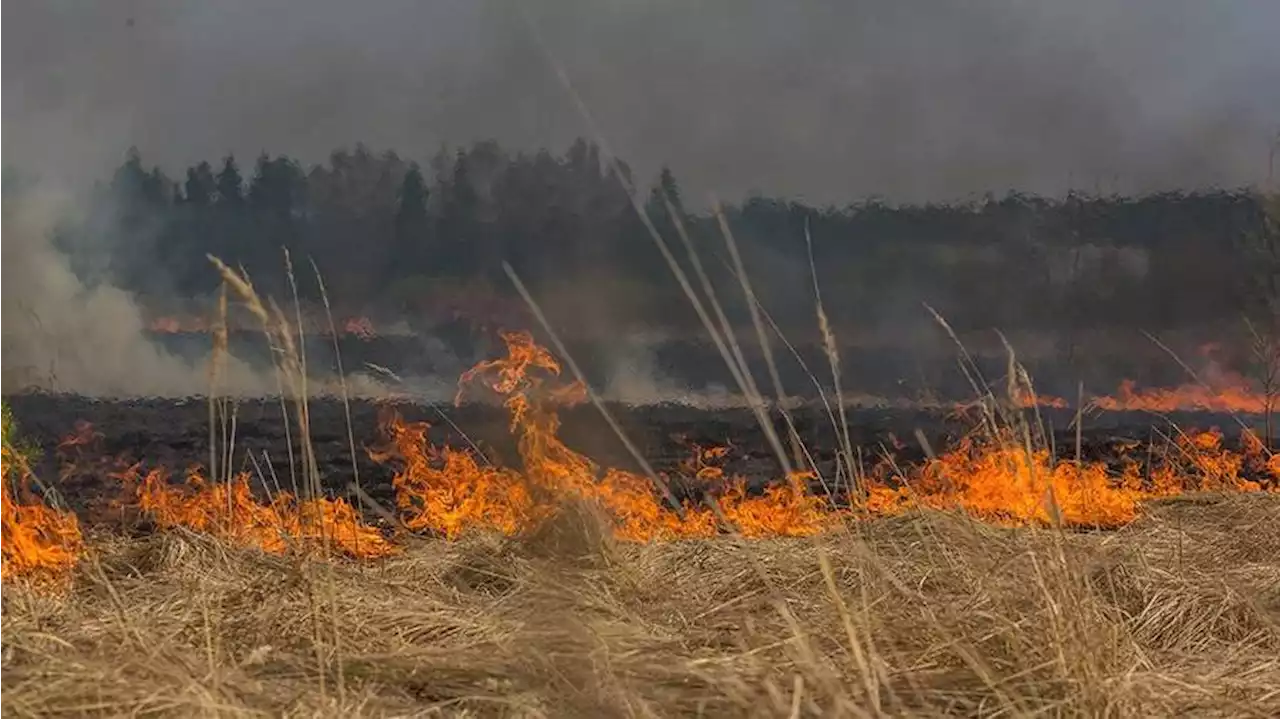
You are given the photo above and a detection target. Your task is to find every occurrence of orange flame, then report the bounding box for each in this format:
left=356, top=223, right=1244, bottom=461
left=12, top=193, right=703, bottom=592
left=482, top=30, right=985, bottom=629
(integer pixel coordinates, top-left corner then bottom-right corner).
left=369, top=331, right=841, bottom=540
left=870, top=427, right=1277, bottom=527
left=372, top=331, right=1277, bottom=540
left=1088, top=345, right=1275, bottom=413
left=1092, top=378, right=1273, bottom=414
left=867, top=437, right=1145, bottom=527
left=1, top=446, right=83, bottom=584
left=459, top=331, right=836, bottom=539
left=10, top=332, right=1278, bottom=570
left=129, top=466, right=396, bottom=559
left=340, top=316, right=377, bottom=340
left=368, top=414, right=539, bottom=539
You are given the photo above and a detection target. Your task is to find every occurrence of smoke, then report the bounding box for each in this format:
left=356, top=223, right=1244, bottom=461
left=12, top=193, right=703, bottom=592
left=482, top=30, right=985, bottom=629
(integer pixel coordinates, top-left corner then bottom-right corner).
left=4, top=1, right=1279, bottom=400
left=4, top=1, right=1278, bottom=205
left=0, top=185, right=269, bottom=396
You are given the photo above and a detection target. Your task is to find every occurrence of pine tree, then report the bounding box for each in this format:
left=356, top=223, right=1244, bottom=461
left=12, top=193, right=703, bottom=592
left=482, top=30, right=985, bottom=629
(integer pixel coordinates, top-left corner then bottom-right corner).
left=394, top=163, right=432, bottom=277
left=215, top=154, right=244, bottom=206
left=438, top=150, right=480, bottom=276
left=184, top=161, right=216, bottom=207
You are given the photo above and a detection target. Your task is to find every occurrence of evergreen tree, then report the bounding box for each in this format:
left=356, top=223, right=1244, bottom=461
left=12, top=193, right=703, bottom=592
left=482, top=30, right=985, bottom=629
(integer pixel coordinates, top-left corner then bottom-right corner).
left=393, top=162, right=432, bottom=276
left=184, top=161, right=216, bottom=207
left=655, top=166, right=684, bottom=216
left=215, top=154, right=244, bottom=206
left=249, top=154, right=305, bottom=219
left=110, top=147, right=158, bottom=207
left=35, top=137, right=1276, bottom=347
left=439, top=150, right=480, bottom=276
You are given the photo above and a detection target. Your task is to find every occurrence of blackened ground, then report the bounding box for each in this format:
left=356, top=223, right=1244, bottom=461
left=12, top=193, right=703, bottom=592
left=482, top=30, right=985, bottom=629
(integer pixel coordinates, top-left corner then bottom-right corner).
left=5, top=392, right=1266, bottom=520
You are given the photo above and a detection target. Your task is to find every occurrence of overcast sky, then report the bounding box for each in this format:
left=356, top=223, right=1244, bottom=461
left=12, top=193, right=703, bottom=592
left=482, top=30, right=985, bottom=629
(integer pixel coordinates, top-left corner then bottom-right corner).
left=5, top=0, right=1279, bottom=205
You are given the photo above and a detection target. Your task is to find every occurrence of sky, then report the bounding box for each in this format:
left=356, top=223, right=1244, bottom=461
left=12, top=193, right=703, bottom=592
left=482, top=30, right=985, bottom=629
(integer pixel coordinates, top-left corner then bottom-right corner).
left=4, top=0, right=1280, bottom=205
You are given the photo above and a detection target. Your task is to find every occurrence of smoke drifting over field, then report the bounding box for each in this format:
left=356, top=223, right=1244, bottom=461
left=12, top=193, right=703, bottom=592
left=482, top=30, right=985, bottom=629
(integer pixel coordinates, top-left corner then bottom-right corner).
left=0, top=190, right=261, bottom=395
left=3, top=1, right=1279, bottom=399
left=5, top=0, right=1279, bottom=203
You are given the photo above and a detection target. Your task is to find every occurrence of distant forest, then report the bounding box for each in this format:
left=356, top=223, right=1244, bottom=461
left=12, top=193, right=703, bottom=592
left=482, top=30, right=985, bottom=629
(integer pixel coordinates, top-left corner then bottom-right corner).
left=11, top=139, right=1280, bottom=340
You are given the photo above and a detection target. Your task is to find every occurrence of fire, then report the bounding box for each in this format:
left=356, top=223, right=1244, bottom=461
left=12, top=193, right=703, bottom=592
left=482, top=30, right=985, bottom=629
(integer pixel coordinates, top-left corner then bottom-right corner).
left=368, top=414, right=538, bottom=539
left=1012, top=390, right=1070, bottom=409
left=869, top=427, right=1277, bottom=527
left=1, top=442, right=83, bottom=584
left=6, top=332, right=1278, bottom=576
left=147, top=305, right=1280, bottom=416
left=1092, top=378, right=1272, bottom=414
left=1146, top=428, right=1267, bottom=494
left=372, top=331, right=1277, bottom=540
left=717, top=471, right=832, bottom=537
left=127, top=466, right=396, bottom=559
left=965, top=376, right=1275, bottom=415
left=867, top=438, right=1146, bottom=527
left=147, top=315, right=211, bottom=334
left=370, top=331, right=837, bottom=541
left=1085, top=345, right=1274, bottom=414
left=0, top=480, right=84, bottom=584
left=458, top=330, right=832, bottom=539
left=340, top=316, right=377, bottom=340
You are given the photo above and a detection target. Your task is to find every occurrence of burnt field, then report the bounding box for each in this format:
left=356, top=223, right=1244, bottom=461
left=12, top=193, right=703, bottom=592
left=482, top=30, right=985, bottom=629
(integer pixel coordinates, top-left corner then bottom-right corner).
left=4, top=391, right=1266, bottom=516
left=6, top=338, right=1280, bottom=718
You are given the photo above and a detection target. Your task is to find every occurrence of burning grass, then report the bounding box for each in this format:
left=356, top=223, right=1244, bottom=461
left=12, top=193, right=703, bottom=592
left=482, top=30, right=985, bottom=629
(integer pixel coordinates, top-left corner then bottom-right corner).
left=2, top=405, right=83, bottom=586
left=364, top=331, right=1276, bottom=542
left=2, top=494, right=1277, bottom=716
left=129, top=466, right=397, bottom=559
left=365, top=330, right=832, bottom=542
left=4, top=332, right=1280, bottom=715
left=5, top=331, right=1278, bottom=573
left=0, top=469, right=82, bottom=586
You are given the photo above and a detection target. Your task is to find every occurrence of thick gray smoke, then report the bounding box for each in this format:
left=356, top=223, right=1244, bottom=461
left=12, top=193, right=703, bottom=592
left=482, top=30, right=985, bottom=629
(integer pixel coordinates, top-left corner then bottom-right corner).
left=0, top=185, right=462, bottom=399
left=3, top=1, right=1278, bottom=401
left=4, top=0, right=1278, bottom=204
left=0, top=188, right=270, bottom=395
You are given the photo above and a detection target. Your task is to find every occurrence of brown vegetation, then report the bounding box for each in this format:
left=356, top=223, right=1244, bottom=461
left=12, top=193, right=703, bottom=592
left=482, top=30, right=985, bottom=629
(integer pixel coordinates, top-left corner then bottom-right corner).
left=4, top=327, right=1280, bottom=716
left=2, top=492, right=1277, bottom=717
left=6, top=214, right=1280, bottom=716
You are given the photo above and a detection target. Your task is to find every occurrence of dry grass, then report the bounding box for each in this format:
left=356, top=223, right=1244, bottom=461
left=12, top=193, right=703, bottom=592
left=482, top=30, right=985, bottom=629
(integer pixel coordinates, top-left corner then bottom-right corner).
left=7, top=202, right=1275, bottom=717
left=3, top=493, right=1277, bottom=717
left=9, top=171, right=1278, bottom=716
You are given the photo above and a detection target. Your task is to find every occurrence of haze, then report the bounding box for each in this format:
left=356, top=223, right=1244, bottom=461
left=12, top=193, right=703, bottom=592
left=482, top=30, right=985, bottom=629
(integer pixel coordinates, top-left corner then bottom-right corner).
left=5, top=0, right=1279, bottom=205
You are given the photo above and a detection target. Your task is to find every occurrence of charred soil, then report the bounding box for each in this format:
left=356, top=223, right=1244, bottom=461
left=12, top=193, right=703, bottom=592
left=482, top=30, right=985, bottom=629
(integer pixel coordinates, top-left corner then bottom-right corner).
left=4, top=392, right=1267, bottom=516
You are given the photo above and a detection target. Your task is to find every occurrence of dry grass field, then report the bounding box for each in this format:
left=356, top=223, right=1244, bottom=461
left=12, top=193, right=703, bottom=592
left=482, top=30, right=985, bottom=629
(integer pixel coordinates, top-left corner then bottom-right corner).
left=4, top=261, right=1280, bottom=716
left=3, top=490, right=1277, bottom=717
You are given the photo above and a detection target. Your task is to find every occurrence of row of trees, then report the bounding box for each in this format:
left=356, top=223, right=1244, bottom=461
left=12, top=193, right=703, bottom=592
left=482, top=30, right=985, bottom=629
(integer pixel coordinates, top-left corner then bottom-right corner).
left=32, top=140, right=1280, bottom=338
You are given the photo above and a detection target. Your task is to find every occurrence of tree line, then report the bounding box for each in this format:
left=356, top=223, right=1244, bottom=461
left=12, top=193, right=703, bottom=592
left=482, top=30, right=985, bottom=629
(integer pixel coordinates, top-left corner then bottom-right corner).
left=17, top=139, right=1279, bottom=338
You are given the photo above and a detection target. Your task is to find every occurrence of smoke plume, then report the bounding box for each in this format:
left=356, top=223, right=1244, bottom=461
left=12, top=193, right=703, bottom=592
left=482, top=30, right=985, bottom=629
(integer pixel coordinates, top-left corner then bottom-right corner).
left=5, top=1, right=1278, bottom=205
left=0, top=187, right=270, bottom=396
left=4, top=1, right=1279, bottom=400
